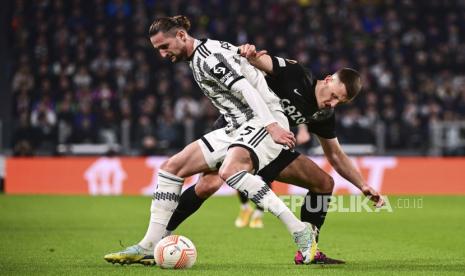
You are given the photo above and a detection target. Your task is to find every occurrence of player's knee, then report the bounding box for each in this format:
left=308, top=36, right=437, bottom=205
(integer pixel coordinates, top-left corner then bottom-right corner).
left=310, top=174, right=334, bottom=194
left=321, top=175, right=334, bottom=193
left=218, top=163, right=245, bottom=181
left=195, top=181, right=221, bottom=199
left=218, top=165, right=234, bottom=181
left=160, top=157, right=183, bottom=176
left=219, top=147, right=254, bottom=181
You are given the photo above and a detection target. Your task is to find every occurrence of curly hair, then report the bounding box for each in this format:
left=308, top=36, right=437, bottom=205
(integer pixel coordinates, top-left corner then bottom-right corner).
left=148, top=15, right=191, bottom=36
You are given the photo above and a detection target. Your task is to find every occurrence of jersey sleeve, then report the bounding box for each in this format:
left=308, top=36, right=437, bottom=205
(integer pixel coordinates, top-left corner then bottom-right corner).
left=308, top=114, right=337, bottom=139
left=203, top=52, right=245, bottom=90
left=270, top=56, right=304, bottom=78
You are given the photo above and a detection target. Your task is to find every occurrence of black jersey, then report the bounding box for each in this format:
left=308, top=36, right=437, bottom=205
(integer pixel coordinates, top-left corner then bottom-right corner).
left=265, top=56, right=336, bottom=139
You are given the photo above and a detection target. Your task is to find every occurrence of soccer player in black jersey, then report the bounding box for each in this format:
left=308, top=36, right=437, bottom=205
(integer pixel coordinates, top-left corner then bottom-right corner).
left=164, top=44, right=385, bottom=265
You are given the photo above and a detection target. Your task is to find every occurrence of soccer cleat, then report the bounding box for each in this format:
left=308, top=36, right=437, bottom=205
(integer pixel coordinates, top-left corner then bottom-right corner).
left=295, top=249, right=346, bottom=265
left=139, top=255, right=156, bottom=266
left=234, top=206, right=253, bottom=228
left=292, top=223, right=318, bottom=264
left=294, top=250, right=305, bottom=264
left=104, top=244, right=155, bottom=266
left=312, top=250, right=346, bottom=264
left=249, top=217, right=264, bottom=228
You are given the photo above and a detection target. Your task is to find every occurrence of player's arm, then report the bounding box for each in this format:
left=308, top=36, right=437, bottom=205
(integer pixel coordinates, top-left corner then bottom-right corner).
left=296, top=124, right=311, bottom=145
left=238, top=44, right=274, bottom=74
left=239, top=43, right=301, bottom=78
left=232, top=78, right=295, bottom=148
left=204, top=54, right=295, bottom=148
left=317, top=136, right=385, bottom=207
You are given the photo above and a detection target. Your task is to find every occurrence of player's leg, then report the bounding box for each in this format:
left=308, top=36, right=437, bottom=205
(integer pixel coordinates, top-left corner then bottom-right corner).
left=273, top=154, right=345, bottom=264
left=235, top=190, right=253, bottom=228
left=165, top=171, right=223, bottom=233
left=258, top=150, right=334, bottom=231
left=275, top=153, right=334, bottom=232
left=137, top=141, right=211, bottom=250
left=219, top=117, right=317, bottom=263
left=104, top=139, right=215, bottom=265
left=220, top=146, right=304, bottom=234
left=248, top=183, right=269, bottom=228
left=122, top=172, right=223, bottom=266
left=157, top=128, right=235, bottom=236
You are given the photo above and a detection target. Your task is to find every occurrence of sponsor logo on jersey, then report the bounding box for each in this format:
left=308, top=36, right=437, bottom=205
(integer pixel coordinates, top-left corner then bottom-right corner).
left=281, top=99, right=307, bottom=124
left=310, top=108, right=334, bottom=122
left=220, top=41, right=232, bottom=50
left=210, top=62, right=233, bottom=83
left=293, top=88, right=303, bottom=96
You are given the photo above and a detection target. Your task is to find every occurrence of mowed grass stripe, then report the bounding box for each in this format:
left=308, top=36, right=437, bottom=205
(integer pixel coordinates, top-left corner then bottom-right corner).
left=0, top=195, right=464, bottom=275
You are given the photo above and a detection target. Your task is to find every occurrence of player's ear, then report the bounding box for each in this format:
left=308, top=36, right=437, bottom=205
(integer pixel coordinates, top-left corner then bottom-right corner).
left=324, top=75, right=332, bottom=83
left=177, top=30, right=187, bottom=42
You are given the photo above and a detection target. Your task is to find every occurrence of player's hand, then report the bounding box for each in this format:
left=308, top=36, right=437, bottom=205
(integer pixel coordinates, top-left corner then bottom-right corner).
left=296, top=127, right=311, bottom=145
left=239, top=44, right=267, bottom=60
left=361, top=185, right=385, bottom=208
left=265, top=122, right=296, bottom=149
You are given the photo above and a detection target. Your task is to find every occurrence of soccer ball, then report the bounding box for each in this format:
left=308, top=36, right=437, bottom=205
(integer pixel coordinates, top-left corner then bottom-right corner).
left=154, top=235, right=197, bottom=269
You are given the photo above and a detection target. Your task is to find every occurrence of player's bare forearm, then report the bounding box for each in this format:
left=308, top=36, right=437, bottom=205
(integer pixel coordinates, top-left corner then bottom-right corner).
left=329, top=151, right=365, bottom=191
left=238, top=44, right=274, bottom=74
left=331, top=152, right=385, bottom=207
left=318, top=137, right=364, bottom=190
left=248, top=54, right=273, bottom=75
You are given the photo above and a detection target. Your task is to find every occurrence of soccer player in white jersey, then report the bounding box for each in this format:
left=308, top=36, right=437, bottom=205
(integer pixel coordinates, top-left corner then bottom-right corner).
left=104, top=15, right=318, bottom=265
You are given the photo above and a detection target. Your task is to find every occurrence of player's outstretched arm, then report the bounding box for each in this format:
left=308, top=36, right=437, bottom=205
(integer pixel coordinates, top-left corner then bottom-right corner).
left=317, top=136, right=385, bottom=207
left=238, top=44, right=274, bottom=75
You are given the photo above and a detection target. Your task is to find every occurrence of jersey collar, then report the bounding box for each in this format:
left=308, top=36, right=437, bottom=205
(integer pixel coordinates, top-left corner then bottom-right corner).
left=187, top=38, right=208, bottom=61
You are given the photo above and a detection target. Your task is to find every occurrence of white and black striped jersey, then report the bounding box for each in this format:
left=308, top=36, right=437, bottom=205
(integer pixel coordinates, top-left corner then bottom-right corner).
left=188, top=39, right=283, bottom=133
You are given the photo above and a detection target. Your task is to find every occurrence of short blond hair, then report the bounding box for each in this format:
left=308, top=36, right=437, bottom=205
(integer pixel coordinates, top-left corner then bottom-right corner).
left=336, top=68, right=362, bottom=101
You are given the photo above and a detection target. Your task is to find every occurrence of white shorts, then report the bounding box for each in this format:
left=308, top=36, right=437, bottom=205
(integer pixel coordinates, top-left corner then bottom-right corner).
left=198, top=111, right=289, bottom=172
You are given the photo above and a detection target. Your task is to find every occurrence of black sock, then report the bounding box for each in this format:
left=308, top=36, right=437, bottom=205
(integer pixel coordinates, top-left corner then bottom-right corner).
left=238, top=191, right=249, bottom=204
left=166, top=185, right=206, bottom=231
left=300, top=191, right=332, bottom=241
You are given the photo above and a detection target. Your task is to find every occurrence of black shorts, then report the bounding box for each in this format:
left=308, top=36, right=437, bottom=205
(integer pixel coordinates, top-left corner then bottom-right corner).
left=257, top=149, right=300, bottom=184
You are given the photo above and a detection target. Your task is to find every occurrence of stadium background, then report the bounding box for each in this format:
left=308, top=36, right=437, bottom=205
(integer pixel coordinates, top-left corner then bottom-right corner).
left=1, top=0, right=465, bottom=194
left=1, top=1, right=465, bottom=275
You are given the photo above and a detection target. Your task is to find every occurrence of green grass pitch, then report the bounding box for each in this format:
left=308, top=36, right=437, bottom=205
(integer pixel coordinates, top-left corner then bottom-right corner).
left=1, top=195, right=465, bottom=275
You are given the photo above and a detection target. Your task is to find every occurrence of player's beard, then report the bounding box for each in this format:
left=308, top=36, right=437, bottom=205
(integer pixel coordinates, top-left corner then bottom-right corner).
left=169, top=55, right=179, bottom=63
left=170, top=48, right=188, bottom=63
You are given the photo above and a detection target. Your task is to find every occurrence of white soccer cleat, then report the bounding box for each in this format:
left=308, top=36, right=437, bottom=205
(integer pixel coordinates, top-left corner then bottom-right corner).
left=104, top=244, right=155, bottom=266
left=292, top=223, right=318, bottom=264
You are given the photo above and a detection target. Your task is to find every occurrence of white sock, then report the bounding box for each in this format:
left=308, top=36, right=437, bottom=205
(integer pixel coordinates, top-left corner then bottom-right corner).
left=226, top=170, right=305, bottom=234
left=164, top=230, right=172, bottom=236
left=278, top=210, right=305, bottom=233
left=251, top=209, right=264, bottom=219
left=241, top=203, right=250, bottom=210
left=138, top=170, right=183, bottom=251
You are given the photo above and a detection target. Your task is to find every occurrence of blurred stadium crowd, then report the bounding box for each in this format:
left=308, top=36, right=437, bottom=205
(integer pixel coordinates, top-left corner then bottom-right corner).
left=8, top=0, right=465, bottom=156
